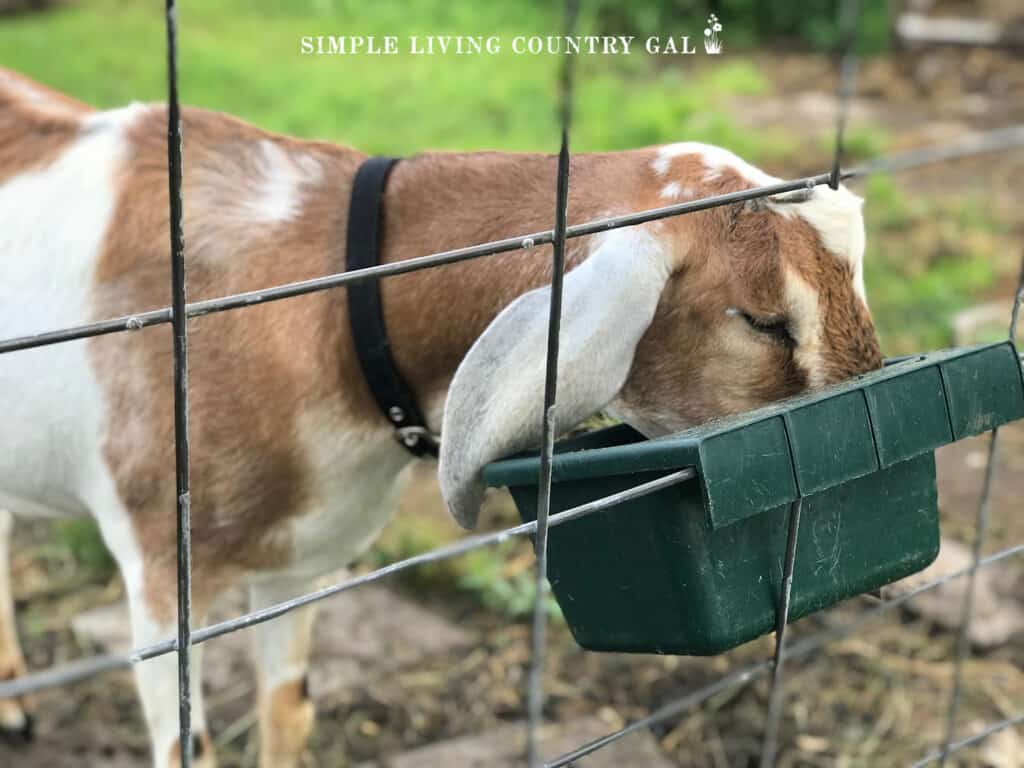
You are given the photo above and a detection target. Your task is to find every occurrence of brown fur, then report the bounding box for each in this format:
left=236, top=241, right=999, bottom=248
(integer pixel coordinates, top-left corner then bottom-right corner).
left=380, top=150, right=634, bottom=397
left=259, top=678, right=314, bottom=768
left=89, top=106, right=373, bottom=621
left=617, top=158, right=880, bottom=426
left=0, top=70, right=90, bottom=183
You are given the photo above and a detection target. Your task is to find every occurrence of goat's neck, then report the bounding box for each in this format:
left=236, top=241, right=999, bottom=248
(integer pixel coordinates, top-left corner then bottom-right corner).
left=371, top=151, right=630, bottom=428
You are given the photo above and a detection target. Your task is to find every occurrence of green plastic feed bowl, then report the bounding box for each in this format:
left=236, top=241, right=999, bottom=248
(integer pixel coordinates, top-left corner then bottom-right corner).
left=482, top=342, right=1024, bottom=656
left=490, top=431, right=939, bottom=655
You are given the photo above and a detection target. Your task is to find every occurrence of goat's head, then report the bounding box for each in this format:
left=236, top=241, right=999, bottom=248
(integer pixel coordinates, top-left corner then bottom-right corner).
left=440, top=143, right=882, bottom=528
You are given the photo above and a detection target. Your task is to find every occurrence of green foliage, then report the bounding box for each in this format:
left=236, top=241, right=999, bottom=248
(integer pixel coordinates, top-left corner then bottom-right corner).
left=369, top=512, right=561, bottom=620
left=0, top=0, right=776, bottom=158
left=458, top=546, right=562, bottom=620
left=863, top=175, right=1009, bottom=354
left=56, top=519, right=116, bottom=578
left=592, top=0, right=891, bottom=52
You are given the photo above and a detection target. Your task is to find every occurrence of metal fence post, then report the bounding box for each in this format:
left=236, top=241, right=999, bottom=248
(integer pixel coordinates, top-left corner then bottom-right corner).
left=164, top=1, right=194, bottom=764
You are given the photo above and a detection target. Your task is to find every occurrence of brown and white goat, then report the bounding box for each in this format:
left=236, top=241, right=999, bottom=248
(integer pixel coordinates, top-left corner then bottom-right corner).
left=0, top=68, right=882, bottom=767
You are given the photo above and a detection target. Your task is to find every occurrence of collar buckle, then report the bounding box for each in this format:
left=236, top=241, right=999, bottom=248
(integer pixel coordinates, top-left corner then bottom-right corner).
left=394, top=425, right=440, bottom=457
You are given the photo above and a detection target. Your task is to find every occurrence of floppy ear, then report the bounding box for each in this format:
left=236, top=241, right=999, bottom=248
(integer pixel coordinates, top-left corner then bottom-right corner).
left=439, top=228, right=672, bottom=529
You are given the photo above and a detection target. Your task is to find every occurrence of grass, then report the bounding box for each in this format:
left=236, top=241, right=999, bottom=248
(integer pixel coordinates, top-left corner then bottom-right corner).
left=862, top=174, right=1013, bottom=354
left=1, top=0, right=783, bottom=157
left=366, top=497, right=561, bottom=619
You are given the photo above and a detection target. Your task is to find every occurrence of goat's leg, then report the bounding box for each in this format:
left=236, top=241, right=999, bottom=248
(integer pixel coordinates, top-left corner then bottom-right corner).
left=0, top=509, right=33, bottom=743
left=89, top=471, right=219, bottom=768
left=249, top=575, right=319, bottom=768
left=125, top=575, right=216, bottom=768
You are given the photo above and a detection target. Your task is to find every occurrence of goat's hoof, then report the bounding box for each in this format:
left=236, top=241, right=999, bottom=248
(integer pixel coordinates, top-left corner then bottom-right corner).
left=168, top=730, right=216, bottom=768
left=0, top=708, right=34, bottom=746
left=0, top=662, right=35, bottom=746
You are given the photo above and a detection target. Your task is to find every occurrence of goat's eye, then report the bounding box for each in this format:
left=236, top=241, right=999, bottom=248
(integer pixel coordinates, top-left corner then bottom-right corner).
left=729, top=308, right=795, bottom=346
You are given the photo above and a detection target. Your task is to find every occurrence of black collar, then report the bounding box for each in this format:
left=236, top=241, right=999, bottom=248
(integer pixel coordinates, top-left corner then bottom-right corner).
left=345, top=156, right=439, bottom=458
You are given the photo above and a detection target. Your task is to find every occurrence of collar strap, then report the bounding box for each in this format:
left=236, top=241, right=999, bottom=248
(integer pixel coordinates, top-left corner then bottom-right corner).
left=346, top=156, right=439, bottom=458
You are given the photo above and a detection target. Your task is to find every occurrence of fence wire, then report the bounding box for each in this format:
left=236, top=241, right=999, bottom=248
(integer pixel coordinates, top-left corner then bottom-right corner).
left=0, top=471, right=694, bottom=699
left=543, top=543, right=1024, bottom=768
left=0, top=2, right=1022, bottom=766
left=939, top=244, right=1024, bottom=765
left=2, top=125, right=1023, bottom=359
left=527, top=1, right=579, bottom=763
left=759, top=497, right=803, bottom=768
left=761, top=3, right=863, bottom=763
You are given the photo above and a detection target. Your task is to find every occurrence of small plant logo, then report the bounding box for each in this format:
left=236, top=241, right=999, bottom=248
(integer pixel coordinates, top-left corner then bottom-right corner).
left=704, top=14, right=723, bottom=54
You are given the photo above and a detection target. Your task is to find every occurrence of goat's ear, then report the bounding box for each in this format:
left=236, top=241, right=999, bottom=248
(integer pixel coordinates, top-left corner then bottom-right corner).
left=439, top=229, right=671, bottom=529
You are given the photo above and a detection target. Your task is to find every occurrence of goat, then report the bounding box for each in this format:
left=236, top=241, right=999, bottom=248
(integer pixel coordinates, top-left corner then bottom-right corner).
left=0, top=68, right=882, bottom=768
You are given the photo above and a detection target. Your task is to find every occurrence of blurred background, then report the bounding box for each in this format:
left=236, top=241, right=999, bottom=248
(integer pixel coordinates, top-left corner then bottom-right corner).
left=1, top=0, right=1022, bottom=765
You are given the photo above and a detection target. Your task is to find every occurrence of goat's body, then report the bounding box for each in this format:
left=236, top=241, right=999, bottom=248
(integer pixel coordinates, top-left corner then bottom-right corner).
left=0, top=76, right=618, bottom=767
left=0, top=98, right=404, bottom=567
left=0, top=67, right=880, bottom=767
left=0, top=77, right=649, bottom=602
left=0, top=78, right=427, bottom=766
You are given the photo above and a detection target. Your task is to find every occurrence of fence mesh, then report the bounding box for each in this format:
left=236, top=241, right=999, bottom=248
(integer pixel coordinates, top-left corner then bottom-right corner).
left=0, top=1, right=1022, bottom=766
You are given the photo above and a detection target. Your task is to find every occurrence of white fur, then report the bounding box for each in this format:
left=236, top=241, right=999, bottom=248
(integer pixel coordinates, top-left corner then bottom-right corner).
left=274, top=406, right=413, bottom=582
left=654, top=142, right=778, bottom=187
left=790, top=183, right=867, bottom=299
left=0, top=108, right=134, bottom=519
left=122, top=490, right=209, bottom=768
left=652, top=142, right=867, bottom=298
left=0, top=107, right=209, bottom=767
left=242, top=139, right=322, bottom=223
left=660, top=181, right=682, bottom=200
left=783, top=270, right=827, bottom=389
left=249, top=575, right=320, bottom=691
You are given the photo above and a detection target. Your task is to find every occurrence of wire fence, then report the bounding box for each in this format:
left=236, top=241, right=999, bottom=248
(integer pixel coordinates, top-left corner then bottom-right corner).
left=1, top=1, right=1022, bottom=766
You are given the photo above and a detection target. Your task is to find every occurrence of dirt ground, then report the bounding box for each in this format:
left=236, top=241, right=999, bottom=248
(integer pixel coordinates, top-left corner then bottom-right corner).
left=4, top=39, right=1024, bottom=768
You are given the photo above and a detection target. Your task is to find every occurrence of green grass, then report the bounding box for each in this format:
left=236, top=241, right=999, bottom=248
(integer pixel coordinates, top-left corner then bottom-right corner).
left=1, top=0, right=780, bottom=157
left=366, top=507, right=560, bottom=619
left=862, top=174, right=1012, bottom=354
left=55, top=519, right=116, bottom=577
